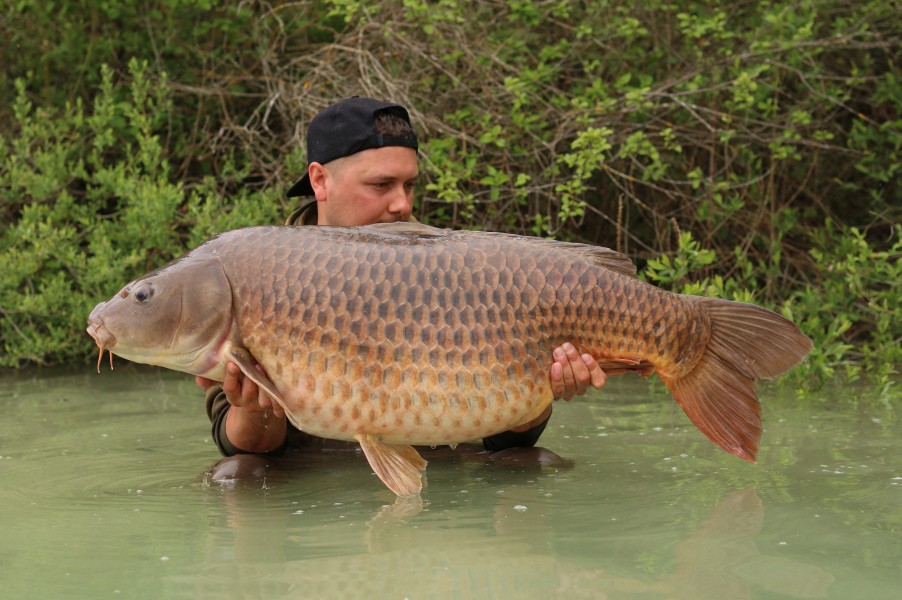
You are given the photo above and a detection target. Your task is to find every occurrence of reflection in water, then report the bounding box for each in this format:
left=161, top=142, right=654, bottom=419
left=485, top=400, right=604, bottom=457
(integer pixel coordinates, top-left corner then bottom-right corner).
left=198, top=451, right=834, bottom=599
left=3, top=370, right=898, bottom=599
left=599, top=489, right=834, bottom=599
left=197, top=456, right=565, bottom=598
left=367, top=494, right=424, bottom=524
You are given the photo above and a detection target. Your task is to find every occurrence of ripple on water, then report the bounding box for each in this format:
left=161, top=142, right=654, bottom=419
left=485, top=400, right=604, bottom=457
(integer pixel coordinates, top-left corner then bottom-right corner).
left=2, top=455, right=204, bottom=516
left=0, top=425, right=214, bottom=519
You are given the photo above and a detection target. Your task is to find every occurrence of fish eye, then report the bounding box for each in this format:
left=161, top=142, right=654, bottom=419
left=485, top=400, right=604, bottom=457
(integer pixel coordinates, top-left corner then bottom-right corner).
left=134, top=283, right=154, bottom=303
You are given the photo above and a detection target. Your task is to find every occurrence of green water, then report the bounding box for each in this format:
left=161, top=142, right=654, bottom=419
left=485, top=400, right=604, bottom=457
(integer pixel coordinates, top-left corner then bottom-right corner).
left=0, top=366, right=899, bottom=599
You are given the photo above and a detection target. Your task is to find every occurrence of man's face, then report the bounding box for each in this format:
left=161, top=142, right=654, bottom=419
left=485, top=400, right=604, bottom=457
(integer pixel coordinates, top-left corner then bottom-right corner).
left=312, top=146, right=418, bottom=226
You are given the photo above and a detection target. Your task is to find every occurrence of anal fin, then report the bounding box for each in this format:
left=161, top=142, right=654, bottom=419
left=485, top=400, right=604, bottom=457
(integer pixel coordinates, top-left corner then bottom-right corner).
left=355, top=434, right=427, bottom=496
left=597, top=357, right=656, bottom=377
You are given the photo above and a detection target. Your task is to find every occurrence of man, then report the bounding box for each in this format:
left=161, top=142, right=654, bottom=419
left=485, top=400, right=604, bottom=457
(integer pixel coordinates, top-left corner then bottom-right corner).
left=198, top=97, right=606, bottom=459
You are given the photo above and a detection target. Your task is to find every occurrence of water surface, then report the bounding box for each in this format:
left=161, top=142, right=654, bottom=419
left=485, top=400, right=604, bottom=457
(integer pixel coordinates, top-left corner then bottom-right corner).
left=0, top=367, right=898, bottom=599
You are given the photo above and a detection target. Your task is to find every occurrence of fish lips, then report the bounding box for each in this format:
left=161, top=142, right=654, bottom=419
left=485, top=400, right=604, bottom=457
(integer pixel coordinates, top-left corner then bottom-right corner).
left=86, top=302, right=117, bottom=350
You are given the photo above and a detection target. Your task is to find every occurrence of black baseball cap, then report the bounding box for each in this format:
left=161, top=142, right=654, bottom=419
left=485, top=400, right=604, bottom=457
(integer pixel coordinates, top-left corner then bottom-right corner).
left=286, top=97, right=419, bottom=197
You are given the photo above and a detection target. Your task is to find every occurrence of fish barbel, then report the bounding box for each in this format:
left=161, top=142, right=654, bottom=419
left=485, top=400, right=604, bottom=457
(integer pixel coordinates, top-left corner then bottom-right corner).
left=86, top=223, right=812, bottom=495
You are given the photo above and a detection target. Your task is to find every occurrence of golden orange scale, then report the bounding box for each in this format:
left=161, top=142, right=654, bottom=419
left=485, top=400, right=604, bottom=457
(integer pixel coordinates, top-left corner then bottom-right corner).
left=86, top=222, right=812, bottom=496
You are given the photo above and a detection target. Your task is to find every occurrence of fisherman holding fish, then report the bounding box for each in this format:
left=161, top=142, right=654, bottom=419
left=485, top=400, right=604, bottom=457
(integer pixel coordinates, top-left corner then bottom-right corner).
left=195, top=97, right=608, bottom=460
left=87, top=95, right=811, bottom=494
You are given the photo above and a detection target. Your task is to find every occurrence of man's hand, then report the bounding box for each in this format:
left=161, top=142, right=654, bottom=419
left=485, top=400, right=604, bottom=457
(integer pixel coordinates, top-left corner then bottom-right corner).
left=509, top=344, right=607, bottom=434
left=221, top=362, right=286, bottom=418
left=196, top=362, right=287, bottom=453
left=550, top=342, right=607, bottom=400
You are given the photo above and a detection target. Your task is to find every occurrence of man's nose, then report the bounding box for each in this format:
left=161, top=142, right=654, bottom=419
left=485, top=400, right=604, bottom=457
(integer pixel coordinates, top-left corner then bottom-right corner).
left=387, top=185, right=413, bottom=217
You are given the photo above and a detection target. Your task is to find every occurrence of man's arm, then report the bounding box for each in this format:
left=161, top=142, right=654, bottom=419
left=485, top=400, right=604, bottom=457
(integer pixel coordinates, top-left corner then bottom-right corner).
left=199, top=362, right=287, bottom=455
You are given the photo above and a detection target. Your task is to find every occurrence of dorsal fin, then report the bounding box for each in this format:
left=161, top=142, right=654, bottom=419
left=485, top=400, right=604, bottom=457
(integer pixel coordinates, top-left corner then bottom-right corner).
left=473, top=232, right=638, bottom=277
left=359, top=222, right=447, bottom=237
left=352, top=223, right=637, bottom=276
left=544, top=241, right=636, bottom=277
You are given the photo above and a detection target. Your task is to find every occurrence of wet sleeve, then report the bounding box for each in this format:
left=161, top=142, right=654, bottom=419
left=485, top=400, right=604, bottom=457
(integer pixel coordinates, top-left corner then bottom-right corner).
left=481, top=408, right=552, bottom=451
left=204, top=386, right=287, bottom=457
left=205, top=386, right=241, bottom=457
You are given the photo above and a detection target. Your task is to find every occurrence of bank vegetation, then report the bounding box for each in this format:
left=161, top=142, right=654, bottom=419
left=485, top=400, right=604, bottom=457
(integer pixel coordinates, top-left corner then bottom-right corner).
left=1, top=1, right=899, bottom=396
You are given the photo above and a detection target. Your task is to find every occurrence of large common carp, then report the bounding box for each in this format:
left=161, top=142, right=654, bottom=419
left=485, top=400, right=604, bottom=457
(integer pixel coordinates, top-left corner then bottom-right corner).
left=86, top=223, right=812, bottom=496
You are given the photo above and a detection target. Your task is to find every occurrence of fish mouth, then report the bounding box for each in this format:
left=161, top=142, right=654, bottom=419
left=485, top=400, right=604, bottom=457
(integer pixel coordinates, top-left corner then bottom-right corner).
left=86, top=315, right=117, bottom=373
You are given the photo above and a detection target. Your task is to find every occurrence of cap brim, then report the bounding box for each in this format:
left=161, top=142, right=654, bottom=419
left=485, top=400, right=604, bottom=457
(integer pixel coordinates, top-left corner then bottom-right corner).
left=286, top=174, right=314, bottom=198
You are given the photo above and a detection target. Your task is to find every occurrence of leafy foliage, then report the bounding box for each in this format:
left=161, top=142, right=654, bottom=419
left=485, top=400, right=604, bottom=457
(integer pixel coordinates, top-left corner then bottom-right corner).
left=0, top=61, right=285, bottom=366
left=1, top=0, right=899, bottom=393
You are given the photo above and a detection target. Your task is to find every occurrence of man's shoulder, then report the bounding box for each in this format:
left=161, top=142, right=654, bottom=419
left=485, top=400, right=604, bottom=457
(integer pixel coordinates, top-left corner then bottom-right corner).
left=285, top=200, right=318, bottom=226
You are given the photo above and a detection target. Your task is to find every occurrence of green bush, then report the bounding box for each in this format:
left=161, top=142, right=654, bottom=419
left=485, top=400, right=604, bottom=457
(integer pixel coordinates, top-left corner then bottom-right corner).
left=644, top=227, right=901, bottom=397
left=0, top=61, right=283, bottom=366
left=1, top=0, right=899, bottom=391
left=790, top=222, right=901, bottom=394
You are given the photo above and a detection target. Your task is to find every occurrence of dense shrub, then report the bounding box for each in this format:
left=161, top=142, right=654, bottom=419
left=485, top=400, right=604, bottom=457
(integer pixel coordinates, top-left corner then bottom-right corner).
left=1, top=1, right=899, bottom=394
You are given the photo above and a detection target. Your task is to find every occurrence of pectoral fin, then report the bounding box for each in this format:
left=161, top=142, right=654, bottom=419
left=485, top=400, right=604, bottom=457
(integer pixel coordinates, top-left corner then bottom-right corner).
left=228, top=347, right=287, bottom=407
left=355, top=434, right=428, bottom=497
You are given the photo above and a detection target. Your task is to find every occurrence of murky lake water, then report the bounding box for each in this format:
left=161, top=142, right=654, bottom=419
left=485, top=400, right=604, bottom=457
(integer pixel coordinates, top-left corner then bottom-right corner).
left=0, top=366, right=899, bottom=599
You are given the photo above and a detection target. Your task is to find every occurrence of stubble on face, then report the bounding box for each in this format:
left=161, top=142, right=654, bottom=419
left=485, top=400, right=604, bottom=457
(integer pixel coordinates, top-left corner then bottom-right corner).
left=316, top=147, right=418, bottom=227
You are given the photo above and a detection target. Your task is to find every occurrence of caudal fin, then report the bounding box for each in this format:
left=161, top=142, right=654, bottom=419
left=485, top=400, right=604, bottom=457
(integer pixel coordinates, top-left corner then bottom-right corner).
left=660, top=298, right=812, bottom=462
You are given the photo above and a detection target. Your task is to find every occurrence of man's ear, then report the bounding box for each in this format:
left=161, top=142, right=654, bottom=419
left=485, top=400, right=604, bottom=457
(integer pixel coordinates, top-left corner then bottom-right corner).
left=308, top=163, right=328, bottom=201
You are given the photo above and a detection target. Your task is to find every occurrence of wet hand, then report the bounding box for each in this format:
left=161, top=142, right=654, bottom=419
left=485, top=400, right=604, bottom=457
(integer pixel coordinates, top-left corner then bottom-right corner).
left=221, top=361, right=285, bottom=418
left=217, top=362, right=288, bottom=453
left=550, top=342, right=607, bottom=400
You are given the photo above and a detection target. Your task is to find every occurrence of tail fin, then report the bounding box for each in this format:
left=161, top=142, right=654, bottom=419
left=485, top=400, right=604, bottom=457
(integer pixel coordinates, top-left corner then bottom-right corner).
left=660, top=298, right=812, bottom=462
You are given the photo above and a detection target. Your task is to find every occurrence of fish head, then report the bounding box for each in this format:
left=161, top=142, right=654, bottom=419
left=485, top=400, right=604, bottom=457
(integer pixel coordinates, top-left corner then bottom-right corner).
left=87, top=257, right=235, bottom=379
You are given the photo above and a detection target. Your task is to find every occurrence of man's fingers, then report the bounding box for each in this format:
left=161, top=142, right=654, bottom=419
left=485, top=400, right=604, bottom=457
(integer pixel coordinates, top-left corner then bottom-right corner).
left=550, top=361, right=566, bottom=399
left=223, top=362, right=260, bottom=411
left=563, top=343, right=589, bottom=381
left=257, top=390, right=285, bottom=418
left=221, top=362, right=242, bottom=399
left=241, top=378, right=262, bottom=409
left=564, top=342, right=592, bottom=398
left=551, top=343, right=610, bottom=401
left=219, top=360, right=285, bottom=419
left=269, top=398, right=286, bottom=419
left=584, top=354, right=608, bottom=389
left=252, top=376, right=284, bottom=417
left=559, top=346, right=577, bottom=400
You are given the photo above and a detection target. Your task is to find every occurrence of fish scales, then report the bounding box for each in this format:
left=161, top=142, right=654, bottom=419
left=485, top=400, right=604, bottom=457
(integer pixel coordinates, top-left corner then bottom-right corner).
left=233, top=227, right=694, bottom=444
left=87, top=222, right=812, bottom=496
